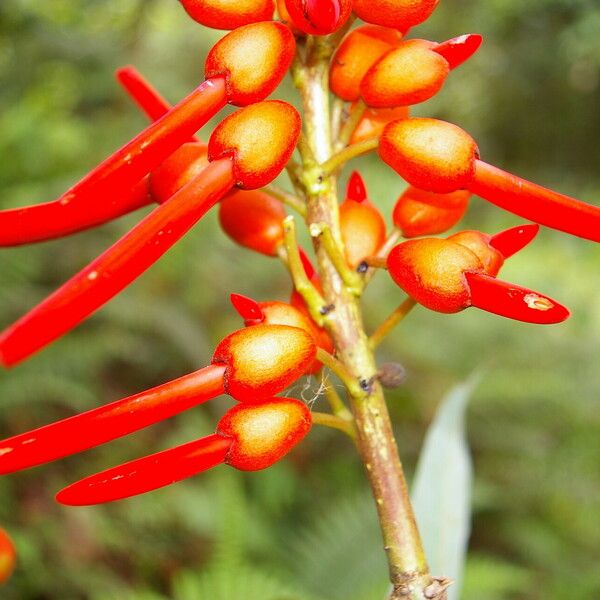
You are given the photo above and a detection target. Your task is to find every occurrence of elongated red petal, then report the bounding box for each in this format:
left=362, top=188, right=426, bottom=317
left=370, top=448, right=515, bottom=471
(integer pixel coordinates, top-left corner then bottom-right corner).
left=465, top=272, right=570, bottom=324
left=46, top=77, right=225, bottom=212
left=56, top=434, right=231, bottom=505
left=115, top=66, right=173, bottom=122
left=471, top=161, right=600, bottom=243
left=489, top=224, right=539, bottom=259
left=346, top=171, right=368, bottom=203
left=230, top=293, right=265, bottom=325
left=0, top=176, right=153, bottom=247
left=0, top=365, right=226, bottom=474
left=0, top=158, right=235, bottom=366
left=116, top=66, right=200, bottom=143
left=433, top=34, right=483, bottom=69
left=298, top=246, right=316, bottom=280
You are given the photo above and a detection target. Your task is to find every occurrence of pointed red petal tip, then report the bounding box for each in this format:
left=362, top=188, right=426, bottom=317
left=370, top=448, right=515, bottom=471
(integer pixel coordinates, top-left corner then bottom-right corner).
left=305, top=0, right=341, bottom=33
left=346, top=171, right=368, bottom=203
left=56, top=434, right=232, bottom=506
left=465, top=272, right=570, bottom=325
left=489, top=224, right=539, bottom=259
left=230, top=293, right=265, bottom=325
left=434, top=34, right=483, bottom=69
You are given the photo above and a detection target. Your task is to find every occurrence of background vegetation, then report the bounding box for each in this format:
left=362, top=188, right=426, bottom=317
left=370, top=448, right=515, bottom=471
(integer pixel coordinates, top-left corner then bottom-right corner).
left=0, top=1, right=598, bottom=598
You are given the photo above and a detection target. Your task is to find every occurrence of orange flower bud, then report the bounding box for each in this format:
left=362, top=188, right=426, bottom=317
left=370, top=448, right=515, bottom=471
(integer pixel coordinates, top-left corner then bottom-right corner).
left=330, top=25, right=403, bottom=102
left=392, top=186, right=469, bottom=238
left=149, top=142, right=209, bottom=204
left=350, top=105, right=410, bottom=144
left=219, top=189, right=287, bottom=255
left=180, top=0, right=275, bottom=30
left=218, top=397, right=311, bottom=471
left=361, top=39, right=449, bottom=107
left=447, top=230, right=503, bottom=277
left=380, top=118, right=479, bottom=193
left=387, top=238, right=482, bottom=313
left=339, top=172, right=387, bottom=268
left=208, top=100, right=302, bottom=189
left=353, top=0, right=440, bottom=31
left=205, top=22, right=295, bottom=106
left=212, top=324, right=316, bottom=401
left=0, top=528, right=15, bottom=585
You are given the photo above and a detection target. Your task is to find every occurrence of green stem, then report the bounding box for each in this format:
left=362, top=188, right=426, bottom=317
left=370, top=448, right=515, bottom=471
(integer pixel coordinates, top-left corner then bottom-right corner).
left=335, top=99, right=367, bottom=151
left=310, top=222, right=363, bottom=295
left=321, top=137, right=380, bottom=176
left=264, top=184, right=306, bottom=216
left=312, top=411, right=356, bottom=439
left=370, top=298, right=418, bottom=349
left=282, top=215, right=328, bottom=326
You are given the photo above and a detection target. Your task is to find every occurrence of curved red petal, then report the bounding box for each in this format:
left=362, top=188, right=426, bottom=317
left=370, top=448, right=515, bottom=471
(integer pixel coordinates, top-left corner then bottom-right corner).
left=0, top=159, right=235, bottom=366
left=56, top=434, right=231, bottom=505
left=471, top=161, right=600, bottom=243
left=433, top=34, right=483, bottom=69
left=0, top=365, right=225, bottom=474
left=465, top=272, right=570, bottom=324
left=489, top=224, right=539, bottom=259
left=230, top=293, right=265, bottom=325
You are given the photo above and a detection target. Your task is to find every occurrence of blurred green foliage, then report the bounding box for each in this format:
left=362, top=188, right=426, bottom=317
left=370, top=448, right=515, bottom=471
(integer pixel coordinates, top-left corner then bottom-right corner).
left=0, top=1, right=599, bottom=598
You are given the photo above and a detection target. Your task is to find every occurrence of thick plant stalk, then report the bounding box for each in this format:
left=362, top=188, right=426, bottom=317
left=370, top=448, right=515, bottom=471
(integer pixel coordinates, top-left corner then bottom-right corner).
left=295, top=36, right=443, bottom=600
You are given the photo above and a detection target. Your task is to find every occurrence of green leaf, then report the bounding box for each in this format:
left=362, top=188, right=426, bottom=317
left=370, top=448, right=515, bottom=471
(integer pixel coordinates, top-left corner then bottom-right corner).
left=411, top=375, right=479, bottom=600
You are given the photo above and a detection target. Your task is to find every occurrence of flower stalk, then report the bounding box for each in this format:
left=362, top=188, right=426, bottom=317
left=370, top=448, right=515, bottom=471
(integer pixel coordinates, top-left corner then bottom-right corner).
left=293, top=32, right=439, bottom=600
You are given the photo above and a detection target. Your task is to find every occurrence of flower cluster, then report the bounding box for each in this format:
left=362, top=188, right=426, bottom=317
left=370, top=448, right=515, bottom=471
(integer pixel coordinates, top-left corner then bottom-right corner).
left=0, top=1, right=597, bottom=508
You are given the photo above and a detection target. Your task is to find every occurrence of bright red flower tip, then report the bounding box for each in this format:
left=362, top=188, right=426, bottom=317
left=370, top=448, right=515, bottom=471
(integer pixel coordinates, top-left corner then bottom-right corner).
left=283, top=0, right=352, bottom=35
left=433, top=34, right=483, bottom=69
left=0, top=365, right=226, bottom=474
left=115, top=65, right=174, bottom=123
left=56, top=434, right=232, bottom=506
left=346, top=171, right=368, bottom=203
left=465, top=272, right=570, bottom=325
left=230, top=293, right=266, bottom=325
left=489, top=223, right=539, bottom=259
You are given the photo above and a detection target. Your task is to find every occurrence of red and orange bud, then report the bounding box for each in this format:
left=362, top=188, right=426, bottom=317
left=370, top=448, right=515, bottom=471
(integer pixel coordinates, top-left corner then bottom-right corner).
left=361, top=39, right=449, bottom=108
left=330, top=25, right=403, bottom=102
left=231, top=294, right=334, bottom=373
left=353, top=0, right=440, bottom=32
left=149, top=142, right=209, bottom=203
left=0, top=529, right=15, bottom=585
left=283, top=0, right=352, bottom=35
left=350, top=105, right=410, bottom=144
left=205, top=22, right=295, bottom=106
left=388, top=238, right=481, bottom=313
left=387, top=230, right=568, bottom=324
left=56, top=397, right=311, bottom=505
left=381, top=117, right=600, bottom=242
left=180, top=0, right=275, bottom=30
left=380, top=118, right=479, bottom=193
left=219, top=189, right=287, bottom=255
left=212, top=324, right=316, bottom=400
left=340, top=172, right=387, bottom=268
left=218, top=397, right=311, bottom=470
left=209, top=100, right=301, bottom=189
left=393, top=186, right=470, bottom=238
